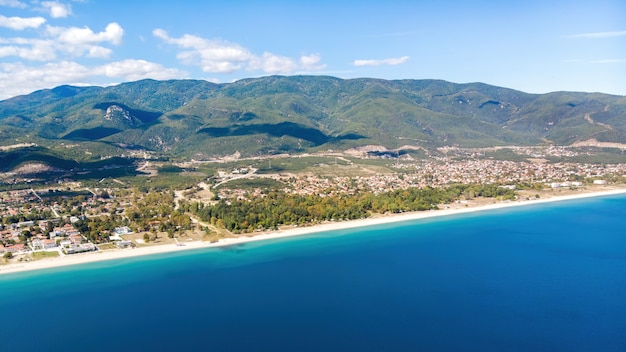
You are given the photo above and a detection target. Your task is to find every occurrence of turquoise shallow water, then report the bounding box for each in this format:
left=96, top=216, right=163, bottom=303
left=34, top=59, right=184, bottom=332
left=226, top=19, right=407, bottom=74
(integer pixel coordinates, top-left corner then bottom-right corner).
left=1, top=195, right=625, bottom=351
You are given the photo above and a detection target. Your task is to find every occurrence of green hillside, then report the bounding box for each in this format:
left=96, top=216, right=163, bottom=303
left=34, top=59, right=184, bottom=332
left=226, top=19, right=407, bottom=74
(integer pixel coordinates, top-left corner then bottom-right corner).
left=0, top=76, right=624, bottom=166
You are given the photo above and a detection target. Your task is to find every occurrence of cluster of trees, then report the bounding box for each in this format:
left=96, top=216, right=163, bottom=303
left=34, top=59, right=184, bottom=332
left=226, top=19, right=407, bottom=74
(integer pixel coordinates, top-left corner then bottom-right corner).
left=1, top=208, right=54, bottom=225
left=185, top=184, right=515, bottom=234
left=74, top=216, right=123, bottom=243
left=72, top=190, right=193, bottom=243
left=124, top=191, right=192, bottom=231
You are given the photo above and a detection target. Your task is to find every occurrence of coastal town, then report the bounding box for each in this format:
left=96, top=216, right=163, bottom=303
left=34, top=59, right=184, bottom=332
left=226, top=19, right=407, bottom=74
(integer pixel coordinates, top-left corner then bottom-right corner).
left=2, top=144, right=626, bottom=272
left=0, top=187, right=130, bottom=265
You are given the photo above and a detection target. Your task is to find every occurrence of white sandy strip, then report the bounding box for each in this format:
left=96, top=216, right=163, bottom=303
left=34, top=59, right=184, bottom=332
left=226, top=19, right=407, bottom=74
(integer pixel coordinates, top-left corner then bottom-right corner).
left=2, top=188, right=626, bottom=276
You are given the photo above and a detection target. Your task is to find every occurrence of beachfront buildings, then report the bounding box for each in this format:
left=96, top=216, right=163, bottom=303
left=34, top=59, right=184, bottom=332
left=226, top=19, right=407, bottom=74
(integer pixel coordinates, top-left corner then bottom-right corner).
left=0, top=217, right=97, bottom=257
left=31, top=238, right=58, bottom=250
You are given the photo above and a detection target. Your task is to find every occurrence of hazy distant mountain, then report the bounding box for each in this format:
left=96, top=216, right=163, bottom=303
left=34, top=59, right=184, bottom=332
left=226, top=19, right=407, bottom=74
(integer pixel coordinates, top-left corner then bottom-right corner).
left=1, top=75, right=625, bottom=162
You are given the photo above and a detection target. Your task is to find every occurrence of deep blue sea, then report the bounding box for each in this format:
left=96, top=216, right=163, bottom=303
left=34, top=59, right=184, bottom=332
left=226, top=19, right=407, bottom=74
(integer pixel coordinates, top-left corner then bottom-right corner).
left=1, top=195, right=626, bottom=351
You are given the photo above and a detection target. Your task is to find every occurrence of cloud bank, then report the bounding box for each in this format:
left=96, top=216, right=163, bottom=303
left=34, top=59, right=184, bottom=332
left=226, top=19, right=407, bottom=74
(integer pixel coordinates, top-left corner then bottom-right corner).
left=353, top=56, right=409, bottom=67
left=153, top=29, right=326, bottom=75
left=0, top=59, right=186, bottom=99
left=0, top=15, right=46, bottom=30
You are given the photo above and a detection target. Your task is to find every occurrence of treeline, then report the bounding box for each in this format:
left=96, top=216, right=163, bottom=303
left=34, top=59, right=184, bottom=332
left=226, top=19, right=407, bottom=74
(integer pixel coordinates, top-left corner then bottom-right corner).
left=184, top=184, right=515, bottom=234
left=2, top=208, right=54, bottom=225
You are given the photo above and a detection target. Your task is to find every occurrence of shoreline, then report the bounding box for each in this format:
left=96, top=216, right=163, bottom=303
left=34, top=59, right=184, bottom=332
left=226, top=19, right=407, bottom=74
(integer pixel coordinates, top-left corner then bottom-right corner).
left=2, top=187, right=626, bottom=276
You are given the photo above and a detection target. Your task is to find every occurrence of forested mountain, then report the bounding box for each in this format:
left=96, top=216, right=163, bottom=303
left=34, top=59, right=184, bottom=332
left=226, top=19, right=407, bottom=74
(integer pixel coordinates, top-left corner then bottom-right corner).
left=1, top=75, right=625, bottom=165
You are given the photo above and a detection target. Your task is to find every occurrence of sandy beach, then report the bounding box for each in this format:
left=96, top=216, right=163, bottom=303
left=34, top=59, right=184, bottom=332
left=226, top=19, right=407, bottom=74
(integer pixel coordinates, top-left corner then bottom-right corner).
left=2, top=187, right=626, bottom=276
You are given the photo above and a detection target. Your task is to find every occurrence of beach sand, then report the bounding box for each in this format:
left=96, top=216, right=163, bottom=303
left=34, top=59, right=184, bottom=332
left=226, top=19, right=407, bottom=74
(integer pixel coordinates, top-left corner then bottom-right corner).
left=2, top=187, right=626, bottom=276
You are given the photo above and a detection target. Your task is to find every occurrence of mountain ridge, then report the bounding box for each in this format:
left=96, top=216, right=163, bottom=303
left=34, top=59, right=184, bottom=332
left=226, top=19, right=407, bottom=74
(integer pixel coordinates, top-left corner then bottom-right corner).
left=1, top=75, right=625, bottom=164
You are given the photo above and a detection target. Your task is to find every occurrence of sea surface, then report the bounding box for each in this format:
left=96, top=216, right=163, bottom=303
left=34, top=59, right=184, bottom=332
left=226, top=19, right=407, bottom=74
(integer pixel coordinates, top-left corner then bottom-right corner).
left=1, top=195, right=625, bottom=351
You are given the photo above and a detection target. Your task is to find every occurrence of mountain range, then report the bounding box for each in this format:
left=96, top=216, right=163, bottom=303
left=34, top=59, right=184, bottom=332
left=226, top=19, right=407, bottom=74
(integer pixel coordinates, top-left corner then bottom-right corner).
left=1, top=75, right=625, bottom=168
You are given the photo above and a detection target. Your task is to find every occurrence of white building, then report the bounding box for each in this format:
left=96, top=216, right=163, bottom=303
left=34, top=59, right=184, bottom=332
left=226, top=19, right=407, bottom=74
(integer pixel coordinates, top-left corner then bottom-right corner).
left=31, top=239, right=45, bottom=250
left=43, top=239, right=57, bottom=249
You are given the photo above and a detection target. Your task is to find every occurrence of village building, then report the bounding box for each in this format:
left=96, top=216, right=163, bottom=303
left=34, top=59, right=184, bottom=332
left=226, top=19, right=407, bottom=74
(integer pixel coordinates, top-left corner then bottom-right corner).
left=116, top=240, right=133, bottom=248
left=4, top=244, right=25, bottom=253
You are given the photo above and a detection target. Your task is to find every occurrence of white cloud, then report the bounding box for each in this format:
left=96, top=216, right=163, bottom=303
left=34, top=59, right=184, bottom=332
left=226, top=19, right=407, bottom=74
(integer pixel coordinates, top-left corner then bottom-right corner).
left=0, top=0, right=26, bottom=8
left=86, top=45, right=112, bottom=58
left=0, top=15, right=46, bottom=30
left=47, top=22, right=123, bottom=46
left=41, top=1, right=72, bottom=18
left=154, top=29, right=254, bottom=73
left=153, top=29, right=326, bottom=75
left=97, top=59, right=185, bottom=81
left=0, top=60, right=186, bottom=99
left=0, top=22, right=123, bottom=61
left=300, top=54, right=326, bottom=71
left=353, top=56, right=409, bottom=67
left=0, top=23, right=123, bottom=61
left=255, top=52, right=298, bottom=74
left=0, top=38, right=57, bottom=60
left=568, top=31, right=626, bottom=39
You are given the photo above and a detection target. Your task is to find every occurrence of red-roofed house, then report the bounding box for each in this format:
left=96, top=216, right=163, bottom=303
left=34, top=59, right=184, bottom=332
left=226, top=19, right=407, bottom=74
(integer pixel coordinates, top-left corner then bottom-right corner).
left=5, top=244, right=25, bottom=253
left=43, top=239, right=57, bottom=249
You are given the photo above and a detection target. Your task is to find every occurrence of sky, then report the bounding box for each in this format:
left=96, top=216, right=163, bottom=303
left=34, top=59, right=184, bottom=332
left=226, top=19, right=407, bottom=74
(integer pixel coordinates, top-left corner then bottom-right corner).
left=0, top=0, right=624, bottom=100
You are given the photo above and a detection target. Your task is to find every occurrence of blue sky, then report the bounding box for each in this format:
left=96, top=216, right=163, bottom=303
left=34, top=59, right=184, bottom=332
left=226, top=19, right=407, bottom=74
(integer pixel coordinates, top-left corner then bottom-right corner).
left=0, top=0, right=624, bottom=99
